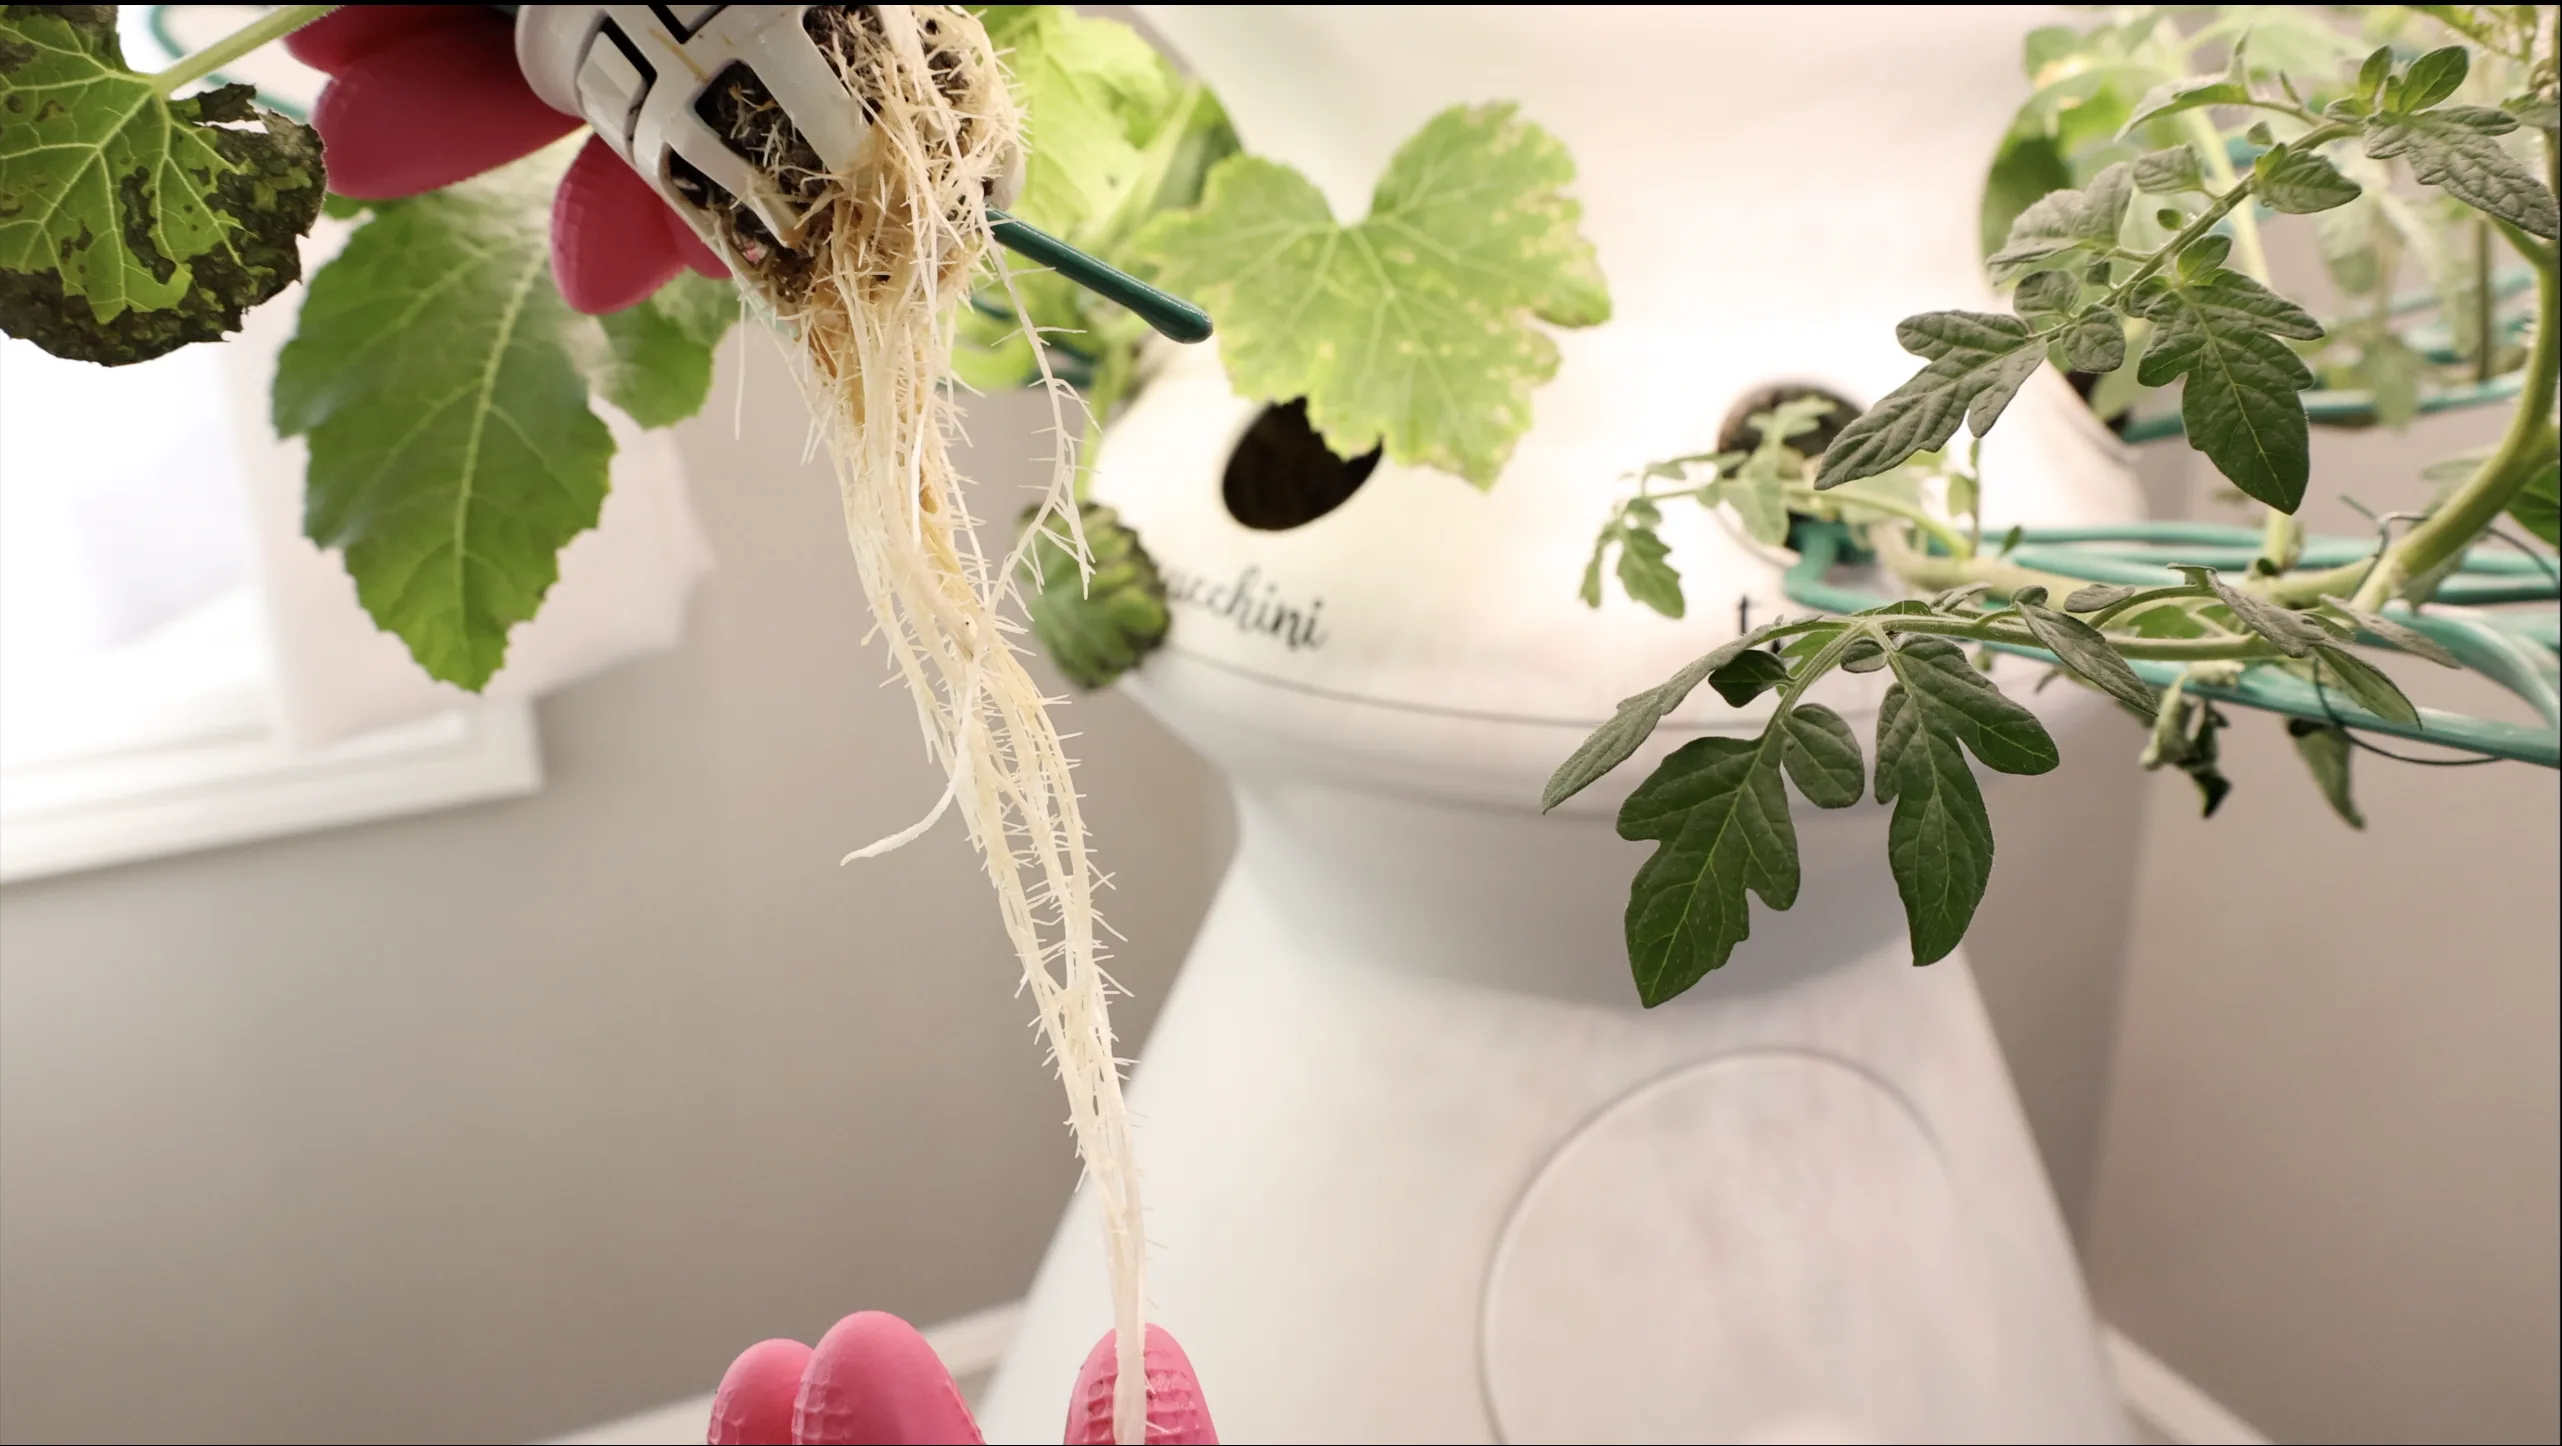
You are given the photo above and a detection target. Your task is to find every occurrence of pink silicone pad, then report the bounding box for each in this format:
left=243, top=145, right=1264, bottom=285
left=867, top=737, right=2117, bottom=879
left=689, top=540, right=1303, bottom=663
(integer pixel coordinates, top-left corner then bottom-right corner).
left=1065, top=1326, right=1217, bottom=1445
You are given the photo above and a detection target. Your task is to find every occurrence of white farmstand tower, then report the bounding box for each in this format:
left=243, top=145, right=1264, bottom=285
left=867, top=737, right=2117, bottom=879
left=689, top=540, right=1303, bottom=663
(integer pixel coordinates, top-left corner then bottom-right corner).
left=982, top=8, right=2144, bottom=1442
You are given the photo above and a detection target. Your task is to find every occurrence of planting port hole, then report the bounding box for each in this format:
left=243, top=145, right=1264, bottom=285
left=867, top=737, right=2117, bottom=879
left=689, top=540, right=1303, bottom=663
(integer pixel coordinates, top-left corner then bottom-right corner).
left=1222, top=400, right=1383, bottom=532
left=1715, top=382, right=1864, bottom=458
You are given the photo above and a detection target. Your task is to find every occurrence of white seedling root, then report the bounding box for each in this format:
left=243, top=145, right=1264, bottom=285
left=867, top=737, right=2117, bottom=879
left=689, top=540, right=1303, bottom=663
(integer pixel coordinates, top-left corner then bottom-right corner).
left=719, top=8, right=1146, bottom=1440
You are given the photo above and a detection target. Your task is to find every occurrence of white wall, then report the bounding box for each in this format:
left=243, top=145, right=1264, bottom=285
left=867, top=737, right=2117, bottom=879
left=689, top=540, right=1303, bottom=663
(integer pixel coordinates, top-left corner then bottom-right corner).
left=0, top=319, right=2149, bottom=1444
left=2083, top=407, right=2562, bottom=1445
left=0, top=333, right=1233, bottom=1444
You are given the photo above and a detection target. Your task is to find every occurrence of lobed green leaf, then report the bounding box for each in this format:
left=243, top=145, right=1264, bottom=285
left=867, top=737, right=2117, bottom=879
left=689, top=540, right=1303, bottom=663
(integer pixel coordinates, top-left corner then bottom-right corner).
left=1815, top=312, right=2047, bottom=489
left=1138, top=103, right=1609, bottom=487
left=1615, top=525, right=1685, bottom=619
left=1986, top=162, right=2133, bottom=280
left=2364, top=111, right=2560, bottom=239
left=2013, top=269, right=2081, bottom=318
left=1724, top=453, right=1794, bottom=546
left=2132, top=266, right=2323, bottom=511
left=2251, top=145, right=2362, bottom=215
left=1887, top=636, right=2061, bottom=777
left=1781, top=703, right=1865, bottom=808
left=2057, top=306, right=2128, bottom=373
left=274, top=149, right=613, bottom=691
left=1617, top=733, right=1797, bottom=1005
left=1872, top=637, right=2058, bottom=964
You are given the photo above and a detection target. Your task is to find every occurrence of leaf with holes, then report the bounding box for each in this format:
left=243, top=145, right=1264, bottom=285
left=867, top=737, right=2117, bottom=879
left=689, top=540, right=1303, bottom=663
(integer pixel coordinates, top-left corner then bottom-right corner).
left=2132, top=264, right=2323, bottom=511
left=1815, top=312, right=2047, bottom=489
left=1876, top=637, right=2057, bottom=964
left=273, top=147, right=613, bottom=691
left=1137, top=103, right=1608, bottom=487
left=0, top=8, right=324, bottom=364
left=1616, top=730, right=1798, bottom=1005
left=1544, top=622, right=1797, bottom=812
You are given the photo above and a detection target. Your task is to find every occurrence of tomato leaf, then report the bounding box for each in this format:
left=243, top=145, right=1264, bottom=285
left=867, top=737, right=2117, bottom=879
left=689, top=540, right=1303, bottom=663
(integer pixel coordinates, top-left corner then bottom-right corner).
left=1781, top=702, right=1865, bottom=808
left=1617, top=731, right=1798, bottom=1005
left=2131, top=262, right=2324, bottom=511
left=1543, top=622, right=1797, bottom=812
left=1875, top=638, right=2057, bottom=964
left=1816, top=311, right=2047, bottom=488
left=2364, top=109, right=2560, bottom=239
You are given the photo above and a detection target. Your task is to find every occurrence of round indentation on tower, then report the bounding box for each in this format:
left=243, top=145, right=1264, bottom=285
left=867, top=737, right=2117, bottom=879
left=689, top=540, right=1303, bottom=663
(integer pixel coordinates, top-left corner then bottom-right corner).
left=1478, top=1050, right=2021, bottom=1444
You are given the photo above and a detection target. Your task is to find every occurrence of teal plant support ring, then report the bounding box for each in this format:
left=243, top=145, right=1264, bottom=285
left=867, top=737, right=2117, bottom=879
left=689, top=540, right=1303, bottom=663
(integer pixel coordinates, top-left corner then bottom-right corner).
left=1782, top=524, right=2562, bottom=769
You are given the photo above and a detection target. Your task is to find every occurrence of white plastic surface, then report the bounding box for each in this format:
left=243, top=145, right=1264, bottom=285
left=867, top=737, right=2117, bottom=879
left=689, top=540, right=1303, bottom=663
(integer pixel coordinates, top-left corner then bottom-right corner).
left=981, top=7, right=2139, bottom=1443
left=515, top=4, right=876, bottom=249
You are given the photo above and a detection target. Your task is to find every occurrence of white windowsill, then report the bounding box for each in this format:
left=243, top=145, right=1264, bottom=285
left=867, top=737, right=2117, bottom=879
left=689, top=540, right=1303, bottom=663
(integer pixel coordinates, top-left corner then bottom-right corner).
left=0, top=696, right=542, bottom=885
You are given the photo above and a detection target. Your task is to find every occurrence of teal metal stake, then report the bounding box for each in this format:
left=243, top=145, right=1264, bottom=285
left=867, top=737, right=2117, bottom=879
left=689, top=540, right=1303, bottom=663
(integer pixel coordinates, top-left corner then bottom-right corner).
left=988, top=208, right=1213, bottom=345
